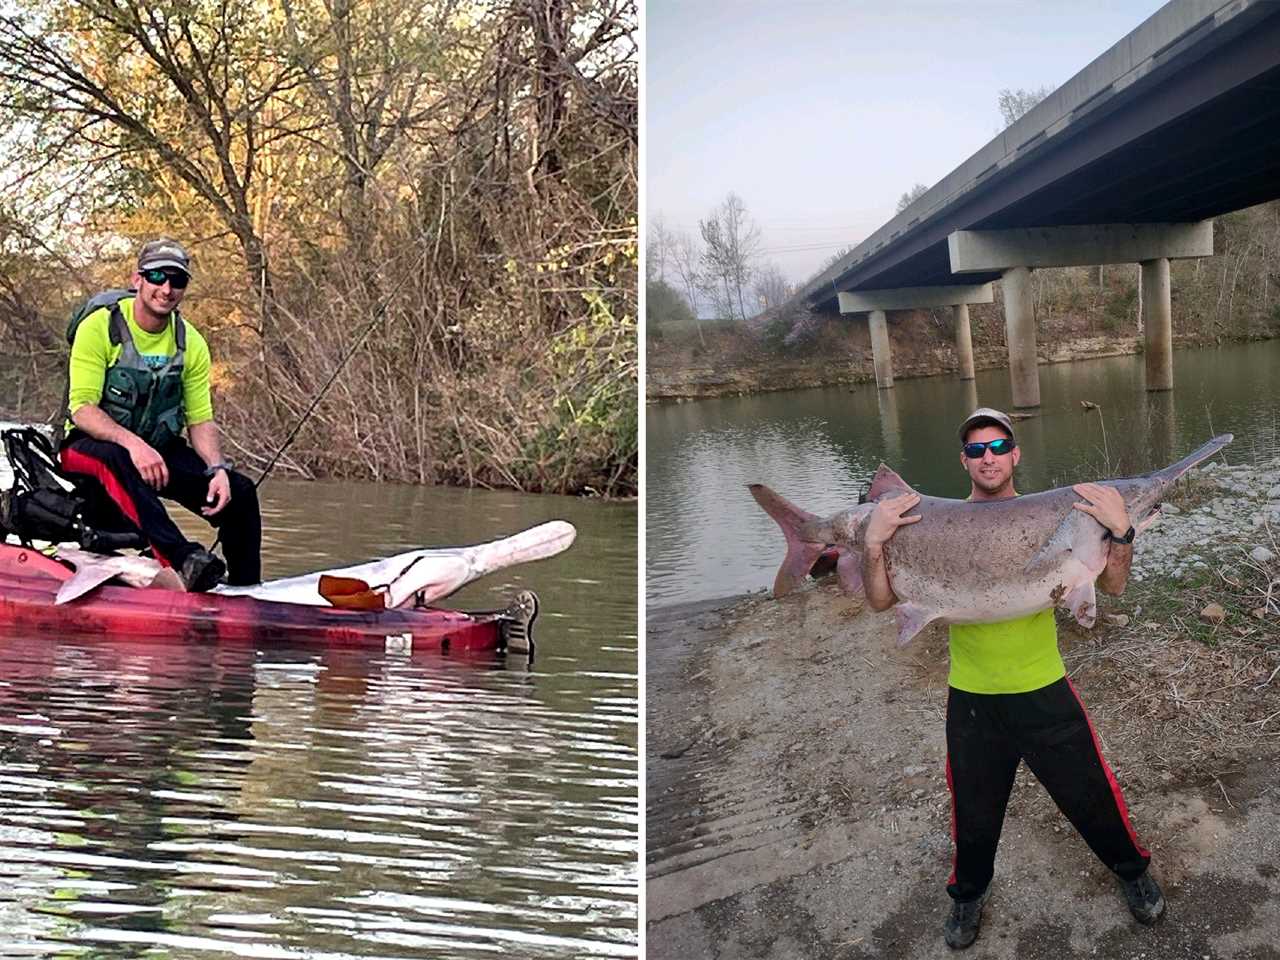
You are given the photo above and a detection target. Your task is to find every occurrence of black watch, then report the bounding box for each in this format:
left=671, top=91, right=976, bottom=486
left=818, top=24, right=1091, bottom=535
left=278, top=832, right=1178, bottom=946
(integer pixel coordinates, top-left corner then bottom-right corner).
left=203, top=461, right=233, bottom=478
left=1107, top=525, right=1136, bottom=544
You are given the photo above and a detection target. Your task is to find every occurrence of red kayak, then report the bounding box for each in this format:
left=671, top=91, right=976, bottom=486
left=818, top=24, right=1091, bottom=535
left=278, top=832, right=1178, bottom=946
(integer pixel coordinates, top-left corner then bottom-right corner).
left=0, top=544, right=537, bottom=656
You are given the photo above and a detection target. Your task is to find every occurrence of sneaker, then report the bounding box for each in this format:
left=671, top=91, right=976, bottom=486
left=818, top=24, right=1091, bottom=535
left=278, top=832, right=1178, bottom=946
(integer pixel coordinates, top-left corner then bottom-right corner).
left=944, top=888, right=988, bottom=950
left=1121, top=870, right=1165, bottom=924
left=180, top=548, right=226, bottom=592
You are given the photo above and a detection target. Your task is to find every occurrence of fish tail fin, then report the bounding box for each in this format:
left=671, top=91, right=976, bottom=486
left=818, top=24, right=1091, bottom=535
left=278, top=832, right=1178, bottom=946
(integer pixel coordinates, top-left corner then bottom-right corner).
left=748, top=483, right=829, bottom=597
left=1152, top=434, right=1233, bottom=486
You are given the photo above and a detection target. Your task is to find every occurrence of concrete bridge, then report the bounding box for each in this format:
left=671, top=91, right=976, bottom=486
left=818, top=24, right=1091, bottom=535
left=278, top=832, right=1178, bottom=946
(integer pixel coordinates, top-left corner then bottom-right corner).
left=801, top=0, right=1280, bottom=406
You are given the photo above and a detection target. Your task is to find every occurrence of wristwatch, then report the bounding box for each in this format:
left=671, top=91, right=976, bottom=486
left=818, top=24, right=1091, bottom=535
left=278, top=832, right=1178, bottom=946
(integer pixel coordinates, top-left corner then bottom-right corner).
left=203, top=461, right=234, bottom=478
left=1107, top=525, right=1136, bottom=544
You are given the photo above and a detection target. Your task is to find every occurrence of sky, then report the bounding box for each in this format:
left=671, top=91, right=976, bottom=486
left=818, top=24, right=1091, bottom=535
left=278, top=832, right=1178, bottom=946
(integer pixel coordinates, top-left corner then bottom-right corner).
left=645, top=0, right=1171, bottom=289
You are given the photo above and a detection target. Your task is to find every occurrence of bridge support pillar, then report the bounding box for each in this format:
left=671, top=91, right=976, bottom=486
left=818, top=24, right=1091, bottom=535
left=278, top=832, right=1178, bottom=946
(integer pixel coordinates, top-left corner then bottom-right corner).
left=952, top=303, right=975, bottom=380
left=1141, top=257, right=1172, bottom=391
left=868, top=309, right=893, bottom=389
left=837, top=284, right=991, bottom=388
left=1002, top=266, right=1039, bottom=408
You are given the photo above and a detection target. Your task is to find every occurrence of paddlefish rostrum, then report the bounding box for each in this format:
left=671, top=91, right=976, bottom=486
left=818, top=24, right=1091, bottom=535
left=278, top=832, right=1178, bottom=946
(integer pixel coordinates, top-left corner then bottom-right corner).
left=750, top=434, right=1232, bottom=645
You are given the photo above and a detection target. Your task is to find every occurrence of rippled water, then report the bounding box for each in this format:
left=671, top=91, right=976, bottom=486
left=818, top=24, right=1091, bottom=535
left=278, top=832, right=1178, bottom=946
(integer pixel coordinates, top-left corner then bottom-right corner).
left=647, top=340, right=1280, bottom=607
left=0, top=475, right=637, bottom=957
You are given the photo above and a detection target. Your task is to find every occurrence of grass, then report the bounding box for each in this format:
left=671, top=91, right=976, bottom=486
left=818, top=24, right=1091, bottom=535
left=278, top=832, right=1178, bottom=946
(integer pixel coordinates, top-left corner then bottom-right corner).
left=1059, top=517, right=1280, bottom=787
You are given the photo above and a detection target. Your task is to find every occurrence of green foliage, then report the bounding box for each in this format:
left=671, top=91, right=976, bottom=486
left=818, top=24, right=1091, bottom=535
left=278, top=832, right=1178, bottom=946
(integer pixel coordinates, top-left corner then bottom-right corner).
left=520, top=286, right=637, bottom=496
left=646, top=279, right=696, bottom=330
left=761, top=313, right=795, bottom=351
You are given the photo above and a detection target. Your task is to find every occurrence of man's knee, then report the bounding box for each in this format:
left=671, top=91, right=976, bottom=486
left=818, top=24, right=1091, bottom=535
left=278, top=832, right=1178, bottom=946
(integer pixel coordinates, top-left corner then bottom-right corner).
left=64, top=438, right=142, bottom=482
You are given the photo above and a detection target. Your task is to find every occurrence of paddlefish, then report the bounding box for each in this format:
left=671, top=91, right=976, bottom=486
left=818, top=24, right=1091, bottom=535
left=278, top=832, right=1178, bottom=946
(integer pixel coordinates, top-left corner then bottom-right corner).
left=750, top=435, right=1232, bottom=645
left=53, top=520, right=576, bottom=607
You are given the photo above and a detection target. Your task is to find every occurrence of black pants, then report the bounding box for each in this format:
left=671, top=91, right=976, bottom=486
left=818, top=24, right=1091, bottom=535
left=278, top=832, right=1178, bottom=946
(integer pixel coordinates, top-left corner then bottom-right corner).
left=60, top=432, right=261, bottom=585
left=945, top=677, right=1150, bottom=902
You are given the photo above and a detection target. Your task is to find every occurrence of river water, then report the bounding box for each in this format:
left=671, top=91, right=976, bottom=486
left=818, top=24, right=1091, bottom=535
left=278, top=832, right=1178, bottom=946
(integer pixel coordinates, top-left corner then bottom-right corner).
left=0, top=467, right=637, bottom=958
left=647, top=340, right=1280, bottom=608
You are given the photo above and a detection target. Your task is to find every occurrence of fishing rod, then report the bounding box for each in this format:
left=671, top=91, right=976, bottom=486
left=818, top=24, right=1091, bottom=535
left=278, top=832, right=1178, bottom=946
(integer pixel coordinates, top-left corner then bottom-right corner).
left=252, top=304, right=385, bottom=490
left=251, top=234, right=436, bottom=491
left=208, top=242, right=432, bottom=555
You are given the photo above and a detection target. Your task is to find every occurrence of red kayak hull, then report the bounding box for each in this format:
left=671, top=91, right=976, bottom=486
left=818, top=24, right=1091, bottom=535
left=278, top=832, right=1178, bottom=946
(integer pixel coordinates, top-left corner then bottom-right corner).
left=0, top=545, right=526, bottom=656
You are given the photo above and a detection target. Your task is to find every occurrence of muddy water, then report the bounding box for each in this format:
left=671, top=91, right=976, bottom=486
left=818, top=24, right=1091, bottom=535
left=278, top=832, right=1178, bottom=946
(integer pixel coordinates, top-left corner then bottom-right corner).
left=647, top=339, right=1280, bottom=607
left=0, top=477, right=637, bottom=958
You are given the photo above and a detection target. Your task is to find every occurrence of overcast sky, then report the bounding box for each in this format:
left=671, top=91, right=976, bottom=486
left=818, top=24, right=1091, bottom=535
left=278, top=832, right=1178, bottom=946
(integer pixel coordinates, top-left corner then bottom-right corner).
left=646, top=0, right=1169, bottom=288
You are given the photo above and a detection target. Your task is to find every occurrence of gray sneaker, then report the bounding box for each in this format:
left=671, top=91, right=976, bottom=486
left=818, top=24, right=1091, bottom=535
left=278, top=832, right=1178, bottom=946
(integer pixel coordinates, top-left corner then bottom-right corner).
left=944, top=887, right=988, bottom=950
left=1121, top=870, right=1165, bottom=924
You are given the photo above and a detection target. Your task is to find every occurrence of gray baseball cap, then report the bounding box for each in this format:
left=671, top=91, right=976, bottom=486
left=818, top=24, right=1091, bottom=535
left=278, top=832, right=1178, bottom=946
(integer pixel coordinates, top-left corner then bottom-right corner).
left=958, top=407, right=1015, bottom=442
left=137, top=238, right=191, bottom=276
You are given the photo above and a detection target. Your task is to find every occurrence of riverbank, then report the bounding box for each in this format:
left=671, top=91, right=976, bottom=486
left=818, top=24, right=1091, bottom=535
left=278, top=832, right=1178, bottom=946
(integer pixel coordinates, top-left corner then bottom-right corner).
left=646, top=460, right=1280, bottom=958
left=647, top=309, right=1275, bottom=402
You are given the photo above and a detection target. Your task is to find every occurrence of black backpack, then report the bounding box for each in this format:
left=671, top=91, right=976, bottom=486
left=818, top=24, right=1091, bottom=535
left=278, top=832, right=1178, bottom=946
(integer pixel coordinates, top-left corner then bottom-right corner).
left=0, top=426, right=146, bottom=552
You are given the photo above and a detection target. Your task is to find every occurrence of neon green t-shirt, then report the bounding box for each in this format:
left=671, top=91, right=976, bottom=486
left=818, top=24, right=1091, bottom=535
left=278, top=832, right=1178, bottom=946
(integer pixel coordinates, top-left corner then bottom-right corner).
left=947, top=609, right=1065, bottom=694
left=67, top=297, right=214, bottom=431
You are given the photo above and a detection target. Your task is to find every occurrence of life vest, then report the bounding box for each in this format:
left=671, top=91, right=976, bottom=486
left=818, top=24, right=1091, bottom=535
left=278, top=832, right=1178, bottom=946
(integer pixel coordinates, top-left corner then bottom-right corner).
left=67, top=292, right=187, bottom=449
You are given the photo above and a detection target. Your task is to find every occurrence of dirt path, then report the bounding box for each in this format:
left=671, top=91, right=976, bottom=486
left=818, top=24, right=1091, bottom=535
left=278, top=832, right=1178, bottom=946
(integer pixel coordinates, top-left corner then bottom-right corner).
left=646, top=586, right=1280, bottom=959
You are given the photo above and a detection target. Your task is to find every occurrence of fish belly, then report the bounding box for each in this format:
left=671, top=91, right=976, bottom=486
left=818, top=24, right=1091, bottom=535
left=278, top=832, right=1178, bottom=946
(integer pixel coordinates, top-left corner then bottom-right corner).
left=890, top=559, right=1091, bottom=626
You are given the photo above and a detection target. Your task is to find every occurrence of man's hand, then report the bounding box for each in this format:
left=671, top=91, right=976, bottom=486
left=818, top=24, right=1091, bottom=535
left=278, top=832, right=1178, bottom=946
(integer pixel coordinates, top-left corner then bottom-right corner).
left=203, top=469, right=232, bottom=516
left=1071, top=483, right=1131, bottom=538
left=865, top=492, right=922, bottom=548
left=126, top=438, right=169, bottom=490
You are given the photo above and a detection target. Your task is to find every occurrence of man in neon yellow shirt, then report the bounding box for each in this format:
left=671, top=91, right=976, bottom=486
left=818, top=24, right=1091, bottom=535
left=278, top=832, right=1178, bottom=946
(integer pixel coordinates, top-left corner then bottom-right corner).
left=862, top=408, right=1162, bottom=949
left=60, top=239, right=260, bottom=591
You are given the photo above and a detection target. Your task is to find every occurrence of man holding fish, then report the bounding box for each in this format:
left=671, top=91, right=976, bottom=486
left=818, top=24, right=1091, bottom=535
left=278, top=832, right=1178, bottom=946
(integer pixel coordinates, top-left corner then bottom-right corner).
left=751, top=413, right=1234, bottom=948
left=862, top=408, right=1162, bottom=948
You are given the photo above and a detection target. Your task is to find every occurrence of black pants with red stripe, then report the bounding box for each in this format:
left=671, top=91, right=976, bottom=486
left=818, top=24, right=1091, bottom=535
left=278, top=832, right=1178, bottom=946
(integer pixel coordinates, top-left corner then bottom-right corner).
left=945, top=677, right=1150, bottom=903
left=60, top=432, right=261, bottom=586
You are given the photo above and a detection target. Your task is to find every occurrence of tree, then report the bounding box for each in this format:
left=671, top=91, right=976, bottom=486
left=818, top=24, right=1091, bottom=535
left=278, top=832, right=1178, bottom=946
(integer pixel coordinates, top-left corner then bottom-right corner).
left=896, top=182, right=929, bottom=213
left=698, top=192, right=760, bottom=321
left=997, top=86, right=1052, bottom=127
left=754, top=261, right=791, bottom=311
left=648, top=213, right=672, bottom=283
left=670, top=230, right=705, bottom=340
left=278, top=0, right=457, bottom=250
left=0, top=1, right=299, bottom=346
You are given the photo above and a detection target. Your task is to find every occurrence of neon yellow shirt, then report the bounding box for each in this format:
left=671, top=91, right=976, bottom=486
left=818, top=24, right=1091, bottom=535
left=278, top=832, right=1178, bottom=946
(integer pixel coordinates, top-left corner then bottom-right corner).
left=67, top=297, right=213, bottom=431
left=947, top=609, right=1065, bottom=694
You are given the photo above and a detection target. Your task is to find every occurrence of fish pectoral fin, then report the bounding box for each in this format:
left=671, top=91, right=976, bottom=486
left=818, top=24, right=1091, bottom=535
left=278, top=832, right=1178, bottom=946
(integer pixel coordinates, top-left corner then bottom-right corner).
left=893, top=602, right=941, bottom=646
left=1023, top=514, right=1096, bottom=577
left=318, top=574, right=387, bottom=610
left=147, top=569, right=185, bottom=592
left=1062, top=581, right=1097, bottom=629
left=54, top=562, right=123, bottom=605
left=835, top=550, right=864, bottom=595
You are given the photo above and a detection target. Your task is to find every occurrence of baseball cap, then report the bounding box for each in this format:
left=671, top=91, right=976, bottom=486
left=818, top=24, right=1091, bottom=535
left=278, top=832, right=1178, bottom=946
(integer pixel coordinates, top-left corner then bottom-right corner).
left=137, top=239, right=192, bottom=276
left=958, top=407, right=1015, bottom=443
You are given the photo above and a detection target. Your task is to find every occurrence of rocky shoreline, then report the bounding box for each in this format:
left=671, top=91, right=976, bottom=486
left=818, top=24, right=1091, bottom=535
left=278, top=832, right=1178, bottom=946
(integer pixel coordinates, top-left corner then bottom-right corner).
left=1131, top=455, right=1280, bottom=585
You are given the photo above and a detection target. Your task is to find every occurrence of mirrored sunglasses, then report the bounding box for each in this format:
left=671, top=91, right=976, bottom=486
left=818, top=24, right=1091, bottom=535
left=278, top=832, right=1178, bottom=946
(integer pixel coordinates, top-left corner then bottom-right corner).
left=962, top=438, right=1016, bottom=458
left=140, top=268, right=189, bottom=289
